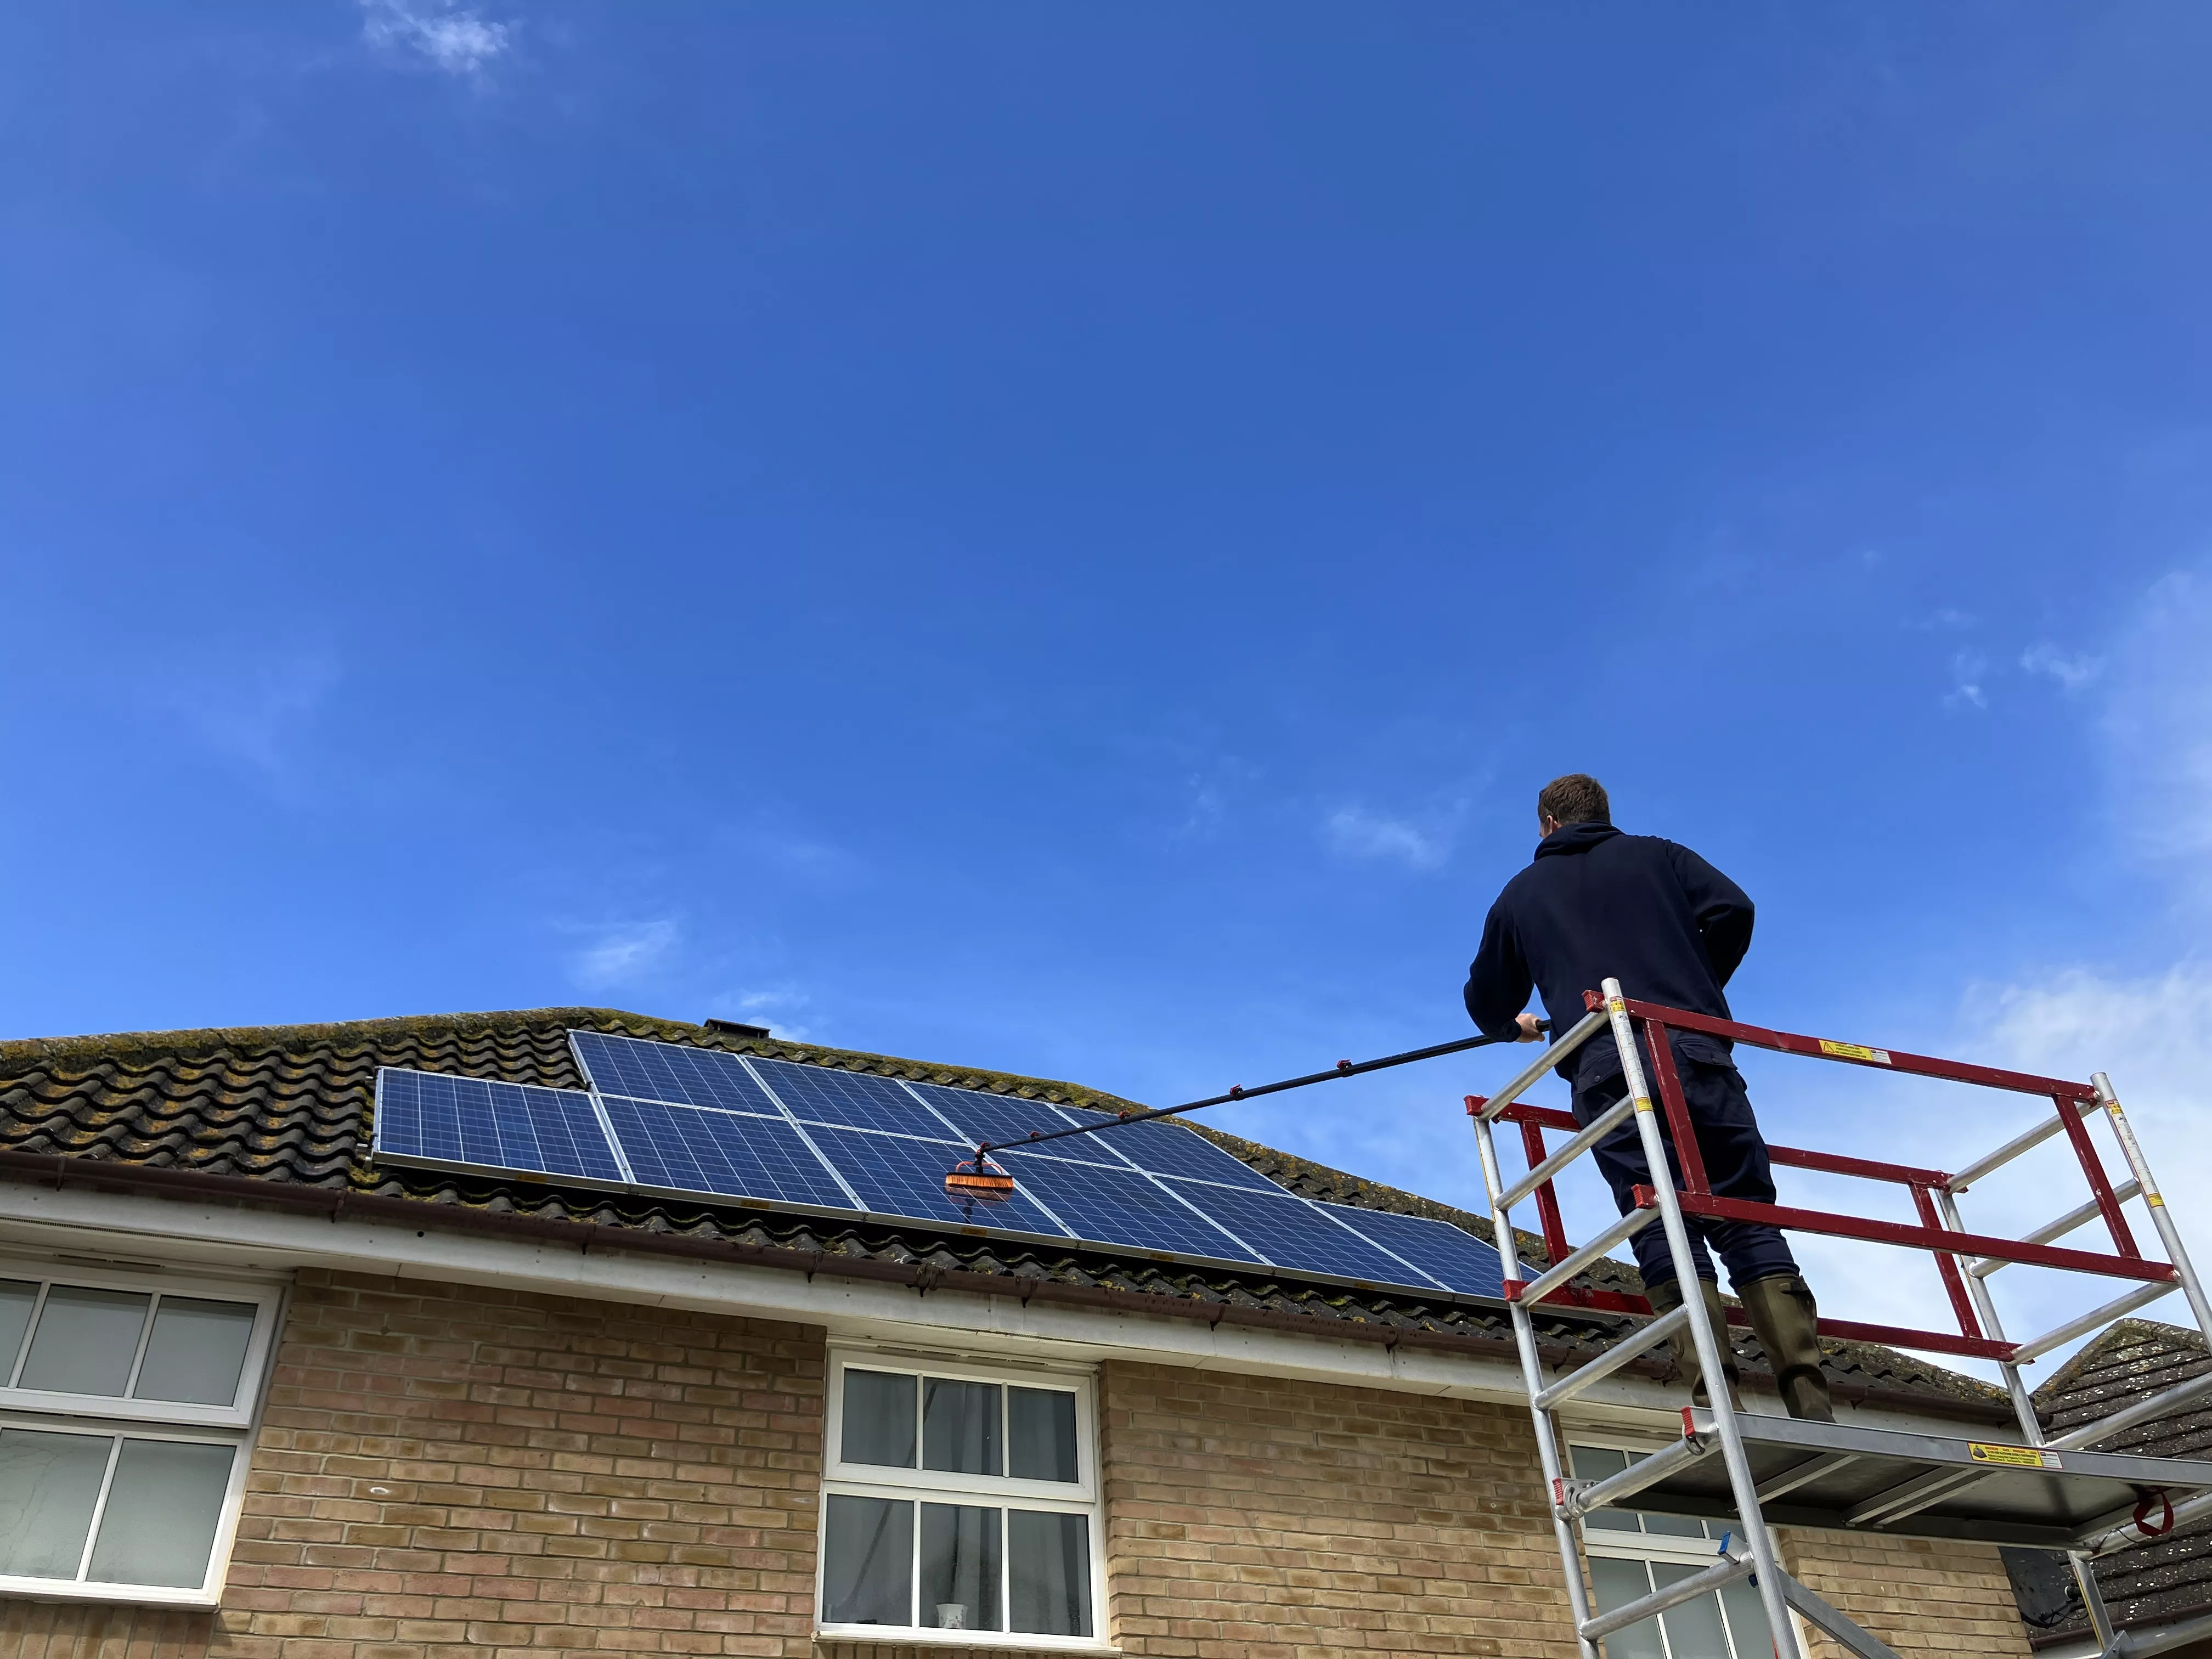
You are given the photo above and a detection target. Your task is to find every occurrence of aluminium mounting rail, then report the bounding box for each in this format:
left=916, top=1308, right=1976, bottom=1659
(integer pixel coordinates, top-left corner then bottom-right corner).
left=1466, top=979, right=2212, bottom=1659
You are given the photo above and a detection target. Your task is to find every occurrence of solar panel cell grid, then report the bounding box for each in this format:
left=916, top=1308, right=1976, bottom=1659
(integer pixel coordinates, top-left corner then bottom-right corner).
left=905, top=1083, right=1083, bottom=1150
left=571, top=1031, right=780, bottom=1115
left=1074, top=1118, right=1283, bottom=1192
left=376, top=1070, right=624, bottom=1184
left=600, top=1096, right=853, bottom=1210
left=1323, top=1204, right=1515, bottom=1298
left=748, top=1058, right=950, bottom=1137
left=1165, top=1182, right=1434, bottom=1285
left=1001, top=1153, right=1259, bottom=1263
left=802, top=1125, right=1074, bottom=1237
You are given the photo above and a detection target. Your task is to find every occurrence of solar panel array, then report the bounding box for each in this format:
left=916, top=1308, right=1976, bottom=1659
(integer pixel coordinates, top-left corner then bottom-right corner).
left=372, top=1031, right=1516, bottom=1299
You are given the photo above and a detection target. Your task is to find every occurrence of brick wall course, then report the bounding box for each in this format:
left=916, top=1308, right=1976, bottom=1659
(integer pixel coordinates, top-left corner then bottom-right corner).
left=0, top=1275, right=2041, bottom=1659
left=1780, top=1527, right=2031, bottom=1658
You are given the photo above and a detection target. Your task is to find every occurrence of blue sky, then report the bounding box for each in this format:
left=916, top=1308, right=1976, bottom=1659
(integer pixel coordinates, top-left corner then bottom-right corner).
left=6, top=4, right=2211, bottom=1360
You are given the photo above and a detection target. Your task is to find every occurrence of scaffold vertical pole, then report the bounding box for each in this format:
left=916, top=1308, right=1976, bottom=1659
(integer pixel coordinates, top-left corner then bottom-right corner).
left=1471, top=1103, right=1602, bottom=1659
left=1599, top=977, right=1807, bottom=1659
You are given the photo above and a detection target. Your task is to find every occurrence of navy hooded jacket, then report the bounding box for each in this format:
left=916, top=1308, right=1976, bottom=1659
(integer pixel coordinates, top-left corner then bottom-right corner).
left=1464, top=821, right=1754, bottom=1085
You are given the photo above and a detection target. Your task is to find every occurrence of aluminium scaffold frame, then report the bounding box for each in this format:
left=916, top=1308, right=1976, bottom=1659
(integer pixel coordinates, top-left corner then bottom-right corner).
left=1466, top=978, right=2212, bottom=1659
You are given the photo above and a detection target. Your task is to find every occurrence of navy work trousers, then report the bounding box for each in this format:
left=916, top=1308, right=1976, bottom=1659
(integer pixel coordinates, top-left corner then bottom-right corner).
left=1571, top=1040, right=1798, bottom=1291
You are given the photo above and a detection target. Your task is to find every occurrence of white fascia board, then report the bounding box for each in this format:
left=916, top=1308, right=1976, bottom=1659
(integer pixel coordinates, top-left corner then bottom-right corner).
left=0, top=1181, right=1990, bottom=1436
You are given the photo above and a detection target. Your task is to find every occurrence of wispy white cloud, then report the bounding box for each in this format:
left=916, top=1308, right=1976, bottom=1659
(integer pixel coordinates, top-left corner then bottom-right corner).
left=359, top=0, right=512, bottom=76
left=1322, top=804, right=1450, bottom=871
left=1942, top=649, right=1988, bottom=710
left=2102, top=567, right=2212, bottom=868
left=2021, top=642, right=2104, bottom=692
left=567, top=917, right=679, bottom=992
left=150, top=646, right=342, bottom=774
left=1905, top=606, right=1977, bottom=632
left=707, top=986, right=816, bottom=1043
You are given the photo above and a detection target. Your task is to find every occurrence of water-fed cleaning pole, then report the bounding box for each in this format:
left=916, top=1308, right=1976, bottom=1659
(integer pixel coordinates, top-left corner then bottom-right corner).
left=944, top=1023, right=1547, bottom=1202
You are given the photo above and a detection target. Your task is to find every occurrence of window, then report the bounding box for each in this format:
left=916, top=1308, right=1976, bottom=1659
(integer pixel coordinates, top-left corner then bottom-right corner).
left=820, top=1352, right=1103, bottom=1647
left=0, top=1261, right=281, bottom=1606
left=1569, top=1441, right=1772, bottom=1659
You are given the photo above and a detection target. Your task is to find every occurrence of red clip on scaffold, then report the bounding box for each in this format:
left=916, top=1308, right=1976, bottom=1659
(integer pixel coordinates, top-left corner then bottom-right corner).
left=1466, top=978, right=2212, bottom=1659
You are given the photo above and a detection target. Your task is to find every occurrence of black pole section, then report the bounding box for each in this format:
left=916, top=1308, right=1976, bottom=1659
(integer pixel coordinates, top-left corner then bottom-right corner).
left=973, top=1023, right=1549, bottom=1160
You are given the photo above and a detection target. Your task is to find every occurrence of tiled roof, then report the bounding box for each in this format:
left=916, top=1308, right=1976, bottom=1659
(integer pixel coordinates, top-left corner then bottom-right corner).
left=2025, top=1319, right=2212, bottom=1640
left=0, top=1005, right=2004, bottom=1414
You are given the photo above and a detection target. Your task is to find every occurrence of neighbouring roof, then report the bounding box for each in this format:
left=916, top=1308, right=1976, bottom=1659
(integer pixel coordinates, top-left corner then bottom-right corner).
left=2021, top=1319, right=2212, bottom=1644
left=0, top=1005, right=2006, bottom=1416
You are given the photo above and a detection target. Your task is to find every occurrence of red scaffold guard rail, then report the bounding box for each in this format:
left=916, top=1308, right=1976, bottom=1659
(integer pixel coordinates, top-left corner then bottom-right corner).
left=1468, top=990, right=2176, bottom=1363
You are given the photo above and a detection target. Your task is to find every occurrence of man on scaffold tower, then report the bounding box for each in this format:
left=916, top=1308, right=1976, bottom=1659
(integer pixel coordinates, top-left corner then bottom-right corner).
left=1464, top=772, right=1833, bottom=1421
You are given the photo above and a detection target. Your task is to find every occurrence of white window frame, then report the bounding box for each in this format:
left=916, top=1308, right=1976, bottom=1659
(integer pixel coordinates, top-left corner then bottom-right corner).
left=0, top=1254, right=285, bottom=1609
left=1567, top=1429, right=1773, bottom=1659
left=817, top=1348, right=1109, bottom=1652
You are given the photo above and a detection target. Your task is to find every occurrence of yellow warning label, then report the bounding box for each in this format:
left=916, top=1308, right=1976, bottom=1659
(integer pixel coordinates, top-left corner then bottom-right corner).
left=1633, top=1096, right=1656, bottom=1114
left=1967, top=1442, right=2061, bottom=1470
left=1818, top=1040, right=1893, bottom=1065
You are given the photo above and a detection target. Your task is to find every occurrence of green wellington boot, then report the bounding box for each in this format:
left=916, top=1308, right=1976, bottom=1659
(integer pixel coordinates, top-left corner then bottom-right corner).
left=1645, top=1277, right=1742, bottom=1411
left=1737, top=1273, right=1835, bottom=1422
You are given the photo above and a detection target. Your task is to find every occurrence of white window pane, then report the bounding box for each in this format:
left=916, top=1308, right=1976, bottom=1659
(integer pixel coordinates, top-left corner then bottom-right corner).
left=18, top=1285, right=152, bottom=1396
left=1568, top=1444, right=1641, bottom=1534
left=1008, top=1387, right=1079, bottom=1483
left=1653, top=1562, right=1734, bottom=1657
left=1719, top=1575, right=1769, bottom=1655
left=842, top=1370, right=917, bottom=1469
left=0, top=1426, right=111, bottom=1579
left=0, top=1278, right=36, bottom=1381
left=920, top=1502, right=1001, bottom=1630
left=1007, top=1509, right=1091, bottom=1638
left=1587, top=1556, right=1666, bottom=1659
left=923, top=1378, right=1002, bottom=1476
left=86, top=1438, right=233, bottom=1588
left=132, top=1297, right=257, bottom=1406
left=822, top=1494, right=912, bottom=1624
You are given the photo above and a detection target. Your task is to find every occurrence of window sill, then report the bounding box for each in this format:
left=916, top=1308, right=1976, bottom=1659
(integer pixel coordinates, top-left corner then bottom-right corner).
left=814, top=1631, right=1119, bottom=1655
left=0, top=1576, right=219, bottom=1610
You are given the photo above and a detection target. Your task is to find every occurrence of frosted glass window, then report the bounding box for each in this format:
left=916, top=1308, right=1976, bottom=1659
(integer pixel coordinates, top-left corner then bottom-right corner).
left=842, top=1370, right=917, bottom=1469
left=1588, top=1555, right=1667, bottom=1659
left=86, top=1438, right=235, bottom=1588
left=0, top=1427, right=110, bottom=1579
left=923, top=1378, right=1001, bottom=1476
left=133, top=1298, right=256, bottom=1406
left=1008, top=1387, right=1077, bottom=1482
left=18, top=1286, right=151, bottom=1396
left=1007, top=1509, right=1091, bottom=1637
left=823, top=1494, right=912, bottom=1624
left=0, top=1279, right=35, bottom=1381
left=920, top=1502, right=1001, bottom=1630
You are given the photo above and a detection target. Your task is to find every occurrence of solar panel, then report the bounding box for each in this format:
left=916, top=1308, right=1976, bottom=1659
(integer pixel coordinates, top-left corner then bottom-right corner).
left=600, top=1094, right=855, bottom=1210
left=571, top=1031, right=781, bottom=1115
left=907, top=1081, right=1282, bottom=1193
left=1163, top=1181, right=1432, bottom=1285
left=749, top=1057, right=954, bottom=1136
left=374, top=1069, right=624, bottom=1184
left=1318, top=1204, right=1514, bottom=1298
left=528, top=1030, right=1527, bottom=1297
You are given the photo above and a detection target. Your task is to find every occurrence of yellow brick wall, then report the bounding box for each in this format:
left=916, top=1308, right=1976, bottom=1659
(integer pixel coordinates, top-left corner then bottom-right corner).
left=1780, top=1527, right=2032, bottom=1658
left=0, top=1275, right=2036, bottom=1659
left=1098, top=1359, right=1581, bottom=1657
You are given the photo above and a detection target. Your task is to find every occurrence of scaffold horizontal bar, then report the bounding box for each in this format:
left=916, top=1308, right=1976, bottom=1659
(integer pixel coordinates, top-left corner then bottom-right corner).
left=2053, top=1369, right=2212, bottom=1453
left=1472, top=1008, right=1609, bottom=1122
left=1577, top=1549, right=1753, bottom=1643
left=1768, top=1144, right=1954, bottom=1188
left=1948, top=1097, right=2100, bottom=1193
left=1559, top=1429, right=1717, bottom=1517
left=1499, top=1094, right=1636, bottom=1211
left=2078, top=1487, right=2212, bottom=1557
left=1595, top=992, right=2098, bottom=1101
left=1971, top=1181, right=2143, bottom=1277
left=1533, top=1304, right=1691, bottom=1412
left=2012, top=1282, right=2179, bottom=1365
left=1509, top=1203, right=1660, bottom=1305
left=1666, top=1191, right=2180, bottom=1283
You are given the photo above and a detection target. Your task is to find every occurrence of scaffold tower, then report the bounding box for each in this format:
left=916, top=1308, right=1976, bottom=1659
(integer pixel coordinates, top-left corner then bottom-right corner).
left=1468, top=978, right=2212, bottom=1659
